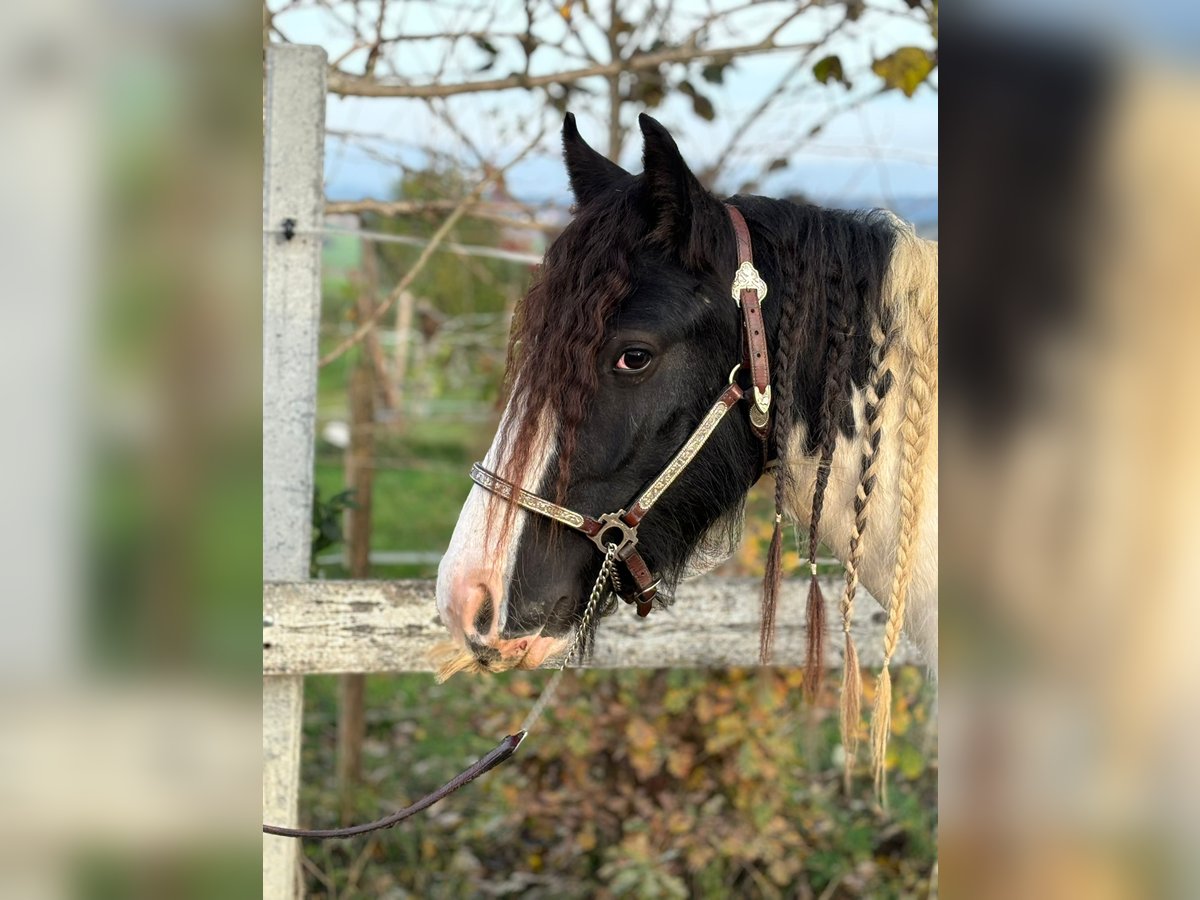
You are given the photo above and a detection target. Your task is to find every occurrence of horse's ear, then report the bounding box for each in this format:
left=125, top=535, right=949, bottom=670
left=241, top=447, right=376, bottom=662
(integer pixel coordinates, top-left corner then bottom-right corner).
left=638, top=113, right=728, bottom=272
left=563, top=112, right=630, bottom=207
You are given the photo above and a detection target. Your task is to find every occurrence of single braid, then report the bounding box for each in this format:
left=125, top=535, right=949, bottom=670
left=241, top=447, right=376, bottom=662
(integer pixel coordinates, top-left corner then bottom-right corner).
left=870, top=240, right=938, bottom=805
left=803, top=233, right=857, bottom=702
left=760, top=497, right=783, bottom=664
left=838, top=313, right=894, bottom=791
left=760, top=261, right=804, bottom=663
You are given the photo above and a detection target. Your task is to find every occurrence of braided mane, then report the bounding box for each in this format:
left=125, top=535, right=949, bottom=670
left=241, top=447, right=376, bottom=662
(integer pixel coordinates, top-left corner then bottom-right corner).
left=728, top=201, right=938, bottom=804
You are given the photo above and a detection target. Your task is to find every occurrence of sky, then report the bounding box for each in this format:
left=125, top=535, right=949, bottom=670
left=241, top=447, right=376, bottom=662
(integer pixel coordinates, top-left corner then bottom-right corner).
left=273, top=0, right=938, bottom=208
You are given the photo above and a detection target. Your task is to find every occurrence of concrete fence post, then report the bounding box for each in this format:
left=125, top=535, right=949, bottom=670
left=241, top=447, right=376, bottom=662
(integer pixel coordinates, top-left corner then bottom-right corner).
left=263, top=43, right=326, bottom=900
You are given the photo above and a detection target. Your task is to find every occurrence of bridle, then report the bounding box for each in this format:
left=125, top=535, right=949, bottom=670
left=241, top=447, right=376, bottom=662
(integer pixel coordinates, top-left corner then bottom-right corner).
left=263, top=204, right=774, bottom=841
left=469, top=204, right=773, bottom=617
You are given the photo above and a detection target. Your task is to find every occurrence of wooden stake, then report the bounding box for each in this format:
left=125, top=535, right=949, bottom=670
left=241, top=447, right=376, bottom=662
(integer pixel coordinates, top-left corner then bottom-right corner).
left=337, top=361, right=374, bottom=821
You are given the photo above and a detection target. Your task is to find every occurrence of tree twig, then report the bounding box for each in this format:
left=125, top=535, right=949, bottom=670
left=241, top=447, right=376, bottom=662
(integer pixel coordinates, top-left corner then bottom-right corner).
left=327, top=36, right=820, bottom=98
left=700, top=14, right=848, bottom=186
left=325, top=199, right=558, bottom=234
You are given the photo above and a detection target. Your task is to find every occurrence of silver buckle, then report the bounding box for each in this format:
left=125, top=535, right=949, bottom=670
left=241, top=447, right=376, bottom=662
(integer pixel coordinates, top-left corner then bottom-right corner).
left=730, top=260, right=768, bottom=306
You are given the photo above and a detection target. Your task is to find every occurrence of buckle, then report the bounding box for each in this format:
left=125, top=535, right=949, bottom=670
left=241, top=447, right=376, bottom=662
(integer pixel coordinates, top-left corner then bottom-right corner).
left=635, top=578, right=661, bottom=601
left=635, top=583, right=659, bottom=617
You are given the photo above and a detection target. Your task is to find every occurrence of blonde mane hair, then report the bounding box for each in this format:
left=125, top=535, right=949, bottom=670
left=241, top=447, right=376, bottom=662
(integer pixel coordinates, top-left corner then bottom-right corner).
left=851, top=221, right=938, bottom=803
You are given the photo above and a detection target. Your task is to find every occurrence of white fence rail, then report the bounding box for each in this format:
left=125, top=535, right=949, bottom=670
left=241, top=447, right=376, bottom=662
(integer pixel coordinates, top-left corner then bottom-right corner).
left=264, top=577, right=916, bottom=677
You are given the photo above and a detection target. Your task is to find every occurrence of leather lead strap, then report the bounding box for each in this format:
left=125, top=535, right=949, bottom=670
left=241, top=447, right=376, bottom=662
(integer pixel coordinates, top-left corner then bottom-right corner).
left=620, top=548, right=657, bottom=617
left=725, top=205, right=772, bottom=441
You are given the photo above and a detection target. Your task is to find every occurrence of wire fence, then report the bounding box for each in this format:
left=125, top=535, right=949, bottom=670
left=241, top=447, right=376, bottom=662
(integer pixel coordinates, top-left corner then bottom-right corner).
left=265, top=223, right=546, bottom=265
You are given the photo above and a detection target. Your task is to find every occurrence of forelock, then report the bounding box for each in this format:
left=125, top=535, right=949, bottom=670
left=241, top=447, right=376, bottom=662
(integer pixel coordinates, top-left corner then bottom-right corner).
left=496, top=186, right=649, bottom=505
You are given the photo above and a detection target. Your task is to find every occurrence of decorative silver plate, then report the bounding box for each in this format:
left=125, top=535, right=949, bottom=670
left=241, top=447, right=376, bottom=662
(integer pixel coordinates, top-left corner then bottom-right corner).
left=730, top=261, right=768, bottom=303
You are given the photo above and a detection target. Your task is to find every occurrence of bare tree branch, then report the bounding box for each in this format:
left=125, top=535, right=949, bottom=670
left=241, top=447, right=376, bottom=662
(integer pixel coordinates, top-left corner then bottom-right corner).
left=606, top=2, right=624, bottom=160
left=325, top=198, right=558, bottom=233
left=352, top=225, right=398, bottom=410
left=424, top=96, right=490, bottom=169
left=699, top=13, right=848, bottom=186
left=362, top=0, right=388, bottom=77
left=327, top=36, right=820, bottom=98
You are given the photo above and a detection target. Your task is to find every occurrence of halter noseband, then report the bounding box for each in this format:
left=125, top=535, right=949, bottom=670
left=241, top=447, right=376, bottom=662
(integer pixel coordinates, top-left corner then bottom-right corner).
left=469, top=204, right=772, bottom=617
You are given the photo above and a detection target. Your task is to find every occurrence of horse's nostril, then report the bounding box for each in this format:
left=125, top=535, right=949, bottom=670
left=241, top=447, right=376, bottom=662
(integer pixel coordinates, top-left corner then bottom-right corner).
left=471, top=586, right=495, bottom=636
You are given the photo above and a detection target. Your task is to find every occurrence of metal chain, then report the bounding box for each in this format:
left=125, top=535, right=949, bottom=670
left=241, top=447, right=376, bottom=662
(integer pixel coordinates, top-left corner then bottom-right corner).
left=609, top=561, right=624, bottom=596
left=519, top=543, right=618, bottom=734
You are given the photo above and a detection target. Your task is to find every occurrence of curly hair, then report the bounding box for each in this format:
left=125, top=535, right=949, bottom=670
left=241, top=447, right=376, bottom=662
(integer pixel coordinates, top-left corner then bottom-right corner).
left=485, top=190, right=645, bottom=547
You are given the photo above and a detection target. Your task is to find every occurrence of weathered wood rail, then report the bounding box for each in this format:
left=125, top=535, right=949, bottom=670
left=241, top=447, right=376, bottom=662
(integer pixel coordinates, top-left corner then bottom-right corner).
left=264, top=576, right=921, bottom=675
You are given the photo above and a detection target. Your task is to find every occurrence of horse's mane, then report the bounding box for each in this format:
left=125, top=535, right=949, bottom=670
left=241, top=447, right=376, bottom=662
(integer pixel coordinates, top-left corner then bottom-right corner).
left=496, top=190, right=904, bottom=495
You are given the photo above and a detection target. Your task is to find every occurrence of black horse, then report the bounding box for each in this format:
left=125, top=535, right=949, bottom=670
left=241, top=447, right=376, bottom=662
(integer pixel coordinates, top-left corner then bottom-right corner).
left=436, top=115, right=938, bottom=732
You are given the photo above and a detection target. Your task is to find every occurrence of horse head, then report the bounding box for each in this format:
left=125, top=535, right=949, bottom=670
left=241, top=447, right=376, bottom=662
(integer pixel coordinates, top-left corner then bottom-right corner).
left=436, top=111, right=938, bottom=694
left=435, top=114, right=768, bottom=672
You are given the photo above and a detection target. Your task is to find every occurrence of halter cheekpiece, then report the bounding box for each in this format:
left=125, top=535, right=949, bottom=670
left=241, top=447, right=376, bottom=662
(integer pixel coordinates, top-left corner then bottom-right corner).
left=469, top=204, right=773, bottom=617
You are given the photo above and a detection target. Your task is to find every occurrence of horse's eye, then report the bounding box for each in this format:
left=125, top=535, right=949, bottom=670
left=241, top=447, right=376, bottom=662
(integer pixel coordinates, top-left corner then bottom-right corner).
left=615, top=348, right=652, bottom=372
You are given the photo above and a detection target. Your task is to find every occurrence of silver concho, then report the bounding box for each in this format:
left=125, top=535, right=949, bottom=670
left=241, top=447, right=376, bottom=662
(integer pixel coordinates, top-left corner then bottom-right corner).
left=753, top=384, right=771, bottom=415
left=730, top=260, right=768, bottom=304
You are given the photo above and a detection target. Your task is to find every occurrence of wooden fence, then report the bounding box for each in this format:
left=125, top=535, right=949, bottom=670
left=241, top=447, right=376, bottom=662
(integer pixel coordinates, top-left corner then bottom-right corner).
left=264, top=577, right=909, bottom=676
left=261, top=45, right=917, bottom=899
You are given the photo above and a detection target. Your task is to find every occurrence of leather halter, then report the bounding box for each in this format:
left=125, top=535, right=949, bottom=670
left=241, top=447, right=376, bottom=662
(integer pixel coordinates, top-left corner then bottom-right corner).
left=469, top=204, right=772, bottom=618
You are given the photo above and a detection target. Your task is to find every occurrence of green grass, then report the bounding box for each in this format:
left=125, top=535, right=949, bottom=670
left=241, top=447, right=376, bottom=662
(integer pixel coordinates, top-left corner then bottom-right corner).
left=312, top=414, right=495, bottom=579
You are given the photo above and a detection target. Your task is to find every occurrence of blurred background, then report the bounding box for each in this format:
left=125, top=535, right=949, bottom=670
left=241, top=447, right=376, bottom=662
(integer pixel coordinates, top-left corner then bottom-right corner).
left=3, top=0, right=1200, bottom=897
left=264, top=0, right=938, bottom=896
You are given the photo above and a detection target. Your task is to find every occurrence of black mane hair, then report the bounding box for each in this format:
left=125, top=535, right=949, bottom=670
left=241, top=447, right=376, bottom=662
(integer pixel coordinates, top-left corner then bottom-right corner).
left=501, top=114, right=901, bottom=649
left=725, top=195, right=898, bottom=456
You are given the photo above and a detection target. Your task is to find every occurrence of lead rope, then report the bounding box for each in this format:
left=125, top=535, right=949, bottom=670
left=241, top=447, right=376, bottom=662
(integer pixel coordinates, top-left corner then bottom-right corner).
left=520, top=542, right=618, bottom=735
left=263, top=543, right=619, bottom=840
